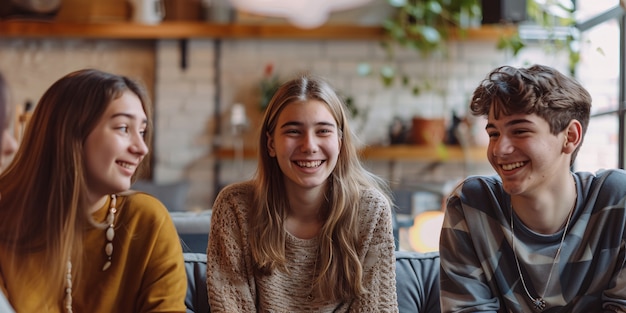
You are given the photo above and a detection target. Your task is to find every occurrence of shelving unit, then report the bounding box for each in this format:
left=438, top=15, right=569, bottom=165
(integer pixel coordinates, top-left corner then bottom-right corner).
left=0, top=20, right=516, bottom=40
left=359, top=145, right=486, bottom=162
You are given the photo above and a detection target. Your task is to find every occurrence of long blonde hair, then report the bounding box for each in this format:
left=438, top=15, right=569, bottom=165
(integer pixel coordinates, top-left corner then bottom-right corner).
left=0, top=69, right=152, bottom=302
left=249, top=74, right=391, bottom=301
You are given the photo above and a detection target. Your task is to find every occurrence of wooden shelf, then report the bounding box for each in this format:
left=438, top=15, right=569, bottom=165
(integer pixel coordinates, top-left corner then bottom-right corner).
left=359, top=145, right=487, bottom=162
left=0, top=20, right=516, bottom=40
left=0, top=20, right=385, bottom=39
left=216, top=145, right=487, bottom=162
left=215, top=147, right=257, bottom=159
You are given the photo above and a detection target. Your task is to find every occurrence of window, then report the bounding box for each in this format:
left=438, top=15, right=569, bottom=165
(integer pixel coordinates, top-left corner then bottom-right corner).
left=573, top=0, right=623, bottom=171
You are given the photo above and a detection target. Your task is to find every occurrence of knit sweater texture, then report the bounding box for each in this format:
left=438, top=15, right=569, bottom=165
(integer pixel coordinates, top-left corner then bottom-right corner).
left=207, top=181, right=398, bottom=312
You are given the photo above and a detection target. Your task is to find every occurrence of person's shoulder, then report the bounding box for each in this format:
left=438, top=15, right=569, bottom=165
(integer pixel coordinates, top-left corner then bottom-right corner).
left=215, top=180, right=255, bottom=200
left=589, top=168, right=626, bottom=179
left=115, top=191, right=171, bottom=223
left=450, top=175, right=506, bottom=210
left=458, top=174, right=502, bottom=193
left=463, top=174, right=501, bottom=184
left=120, top=190, right=165, bottom=207
left=578, top=169, right=626, bottom=195
left=361, top=187, right=389, bottom=205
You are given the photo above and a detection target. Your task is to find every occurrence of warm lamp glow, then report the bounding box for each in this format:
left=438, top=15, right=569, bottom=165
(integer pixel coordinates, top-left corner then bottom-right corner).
left=229, top=0, right=375, bottom=28
left=408, top=211, right=445, bottom=253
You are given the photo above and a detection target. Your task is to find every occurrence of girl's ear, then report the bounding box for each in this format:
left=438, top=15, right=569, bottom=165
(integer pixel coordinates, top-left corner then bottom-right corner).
left=266, top=131, right=276, bottom=157
left=563, top=119, right=582, bottom=154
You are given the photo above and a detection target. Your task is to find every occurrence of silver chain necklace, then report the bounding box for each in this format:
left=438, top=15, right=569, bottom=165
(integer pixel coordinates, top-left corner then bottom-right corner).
left=510, top=190, right=576, bottom=312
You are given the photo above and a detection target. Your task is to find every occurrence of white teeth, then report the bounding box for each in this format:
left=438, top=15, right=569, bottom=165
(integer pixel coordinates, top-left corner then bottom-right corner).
left=118, top=162, right=132, bottom=169
left=502, top=162, right=525, bottom=171
left=296, top=160, right=322, bottom=168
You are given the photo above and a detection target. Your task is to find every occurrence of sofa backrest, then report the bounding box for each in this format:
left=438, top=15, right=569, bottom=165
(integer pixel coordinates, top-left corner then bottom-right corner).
left=184, top=253, right=209, bottom=313
left=395, top=251, right=440, bottom=313
left=183, top=251, right=441, bottom=313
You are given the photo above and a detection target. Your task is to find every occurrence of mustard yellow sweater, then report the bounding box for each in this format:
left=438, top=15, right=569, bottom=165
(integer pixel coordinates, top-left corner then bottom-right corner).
left=0, top=192, right=187, bottom=312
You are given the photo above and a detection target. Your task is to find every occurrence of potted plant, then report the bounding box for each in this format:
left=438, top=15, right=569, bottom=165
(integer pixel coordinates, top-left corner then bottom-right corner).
left=259, top=63, right=281, bottom=111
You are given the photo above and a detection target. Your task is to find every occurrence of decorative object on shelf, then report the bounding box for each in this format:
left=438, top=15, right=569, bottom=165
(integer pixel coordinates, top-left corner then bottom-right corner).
left=444, top=111, right=464, bottom=145
left=325, top=0, right=396, bottom=26
left=55, top=0, right=130, bottom=22
left=259, top=63, right=281, bottom=111
left=129, top=0, right=166, bottom=24
left=230, top=102, right=249, bottom=135
left=14, top=100, right=32, bottom=143
left=0, top=0, right=61, bottom=19
left=230, top=102, right=249, bottom=177
left=164, top=0, right=202, bottom=21
left=229, top=0, right=375, bottom=28
left=389, top=117, right=409, bottom=145
left=481, top=0, right=527, bottom=24
left=411, top=117, right=446, bottom=146
left=204, top=0, right=235, bottom=23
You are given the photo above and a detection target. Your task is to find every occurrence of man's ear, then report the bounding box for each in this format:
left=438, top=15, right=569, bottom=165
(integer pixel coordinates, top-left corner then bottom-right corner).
left=563, top=119, right=582, bottom=154
left=267, top=132, right=276, bottom=157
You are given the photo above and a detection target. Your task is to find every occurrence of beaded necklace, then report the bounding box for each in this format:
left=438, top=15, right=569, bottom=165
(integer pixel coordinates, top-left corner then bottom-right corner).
left=64, top=194, right=117, bottom=312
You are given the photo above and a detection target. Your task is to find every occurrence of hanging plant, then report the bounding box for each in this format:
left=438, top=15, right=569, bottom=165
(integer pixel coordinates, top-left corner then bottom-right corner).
left=383, top=0, right=481, bottom=56
left=360, top=0, right=481, bottom=95
left=498, top=0, right=580, bottom=76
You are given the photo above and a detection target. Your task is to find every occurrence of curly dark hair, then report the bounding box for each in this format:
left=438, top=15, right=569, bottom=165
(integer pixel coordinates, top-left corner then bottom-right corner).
left=470, top=64, right=591, bottom=164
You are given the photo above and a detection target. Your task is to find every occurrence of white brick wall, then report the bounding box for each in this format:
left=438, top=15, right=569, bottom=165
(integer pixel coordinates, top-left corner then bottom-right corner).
left=154, top=39, right=217, bottom=209
left=0, top=39, right=155, bottom=110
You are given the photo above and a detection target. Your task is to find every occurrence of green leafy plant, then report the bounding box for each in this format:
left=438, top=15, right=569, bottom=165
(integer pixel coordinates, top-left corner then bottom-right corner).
left=360, top=0, right=481, bottom=96
left=363, top=0, right=581, bottom=93
left=497, top=0, right=579, bottom=76
left=383, top=0, right=481, bottom=56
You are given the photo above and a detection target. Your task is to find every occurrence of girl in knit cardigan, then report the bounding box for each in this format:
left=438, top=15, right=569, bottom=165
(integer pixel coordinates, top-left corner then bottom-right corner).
left=207, top=73, right=398, bottom=312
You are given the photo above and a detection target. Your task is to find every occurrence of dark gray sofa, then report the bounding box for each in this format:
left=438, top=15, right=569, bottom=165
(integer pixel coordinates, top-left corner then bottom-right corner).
left=183, top=250, right=441, bottom=313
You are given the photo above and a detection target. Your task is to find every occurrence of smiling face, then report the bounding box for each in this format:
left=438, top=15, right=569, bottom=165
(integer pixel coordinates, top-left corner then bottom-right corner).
left=486, top=108, right=572, bottom=196
left=267, top=100, right=341, bottom=194
left=83, top=91, right=148, bottom=198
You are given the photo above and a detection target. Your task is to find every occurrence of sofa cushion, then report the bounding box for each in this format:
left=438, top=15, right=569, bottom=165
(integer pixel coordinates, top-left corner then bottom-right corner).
left=183, top=251, right=441, bottom=313
left=395, top=251, right=441, bottom=313
left=184, top=253, right=209, bottom=313
left=132, top=180, right=190, bottom=212
left=172, top=211, right=212, bottom=253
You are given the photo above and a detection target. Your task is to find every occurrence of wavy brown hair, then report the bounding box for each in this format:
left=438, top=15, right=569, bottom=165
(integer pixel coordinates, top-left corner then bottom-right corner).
left=0, top=72, right=8, bottom=147
left=0, top=69, right=152, bottom=302
left=248, top=73, right=391, bottom=302
left=470, top=64, right=591, bottom=165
